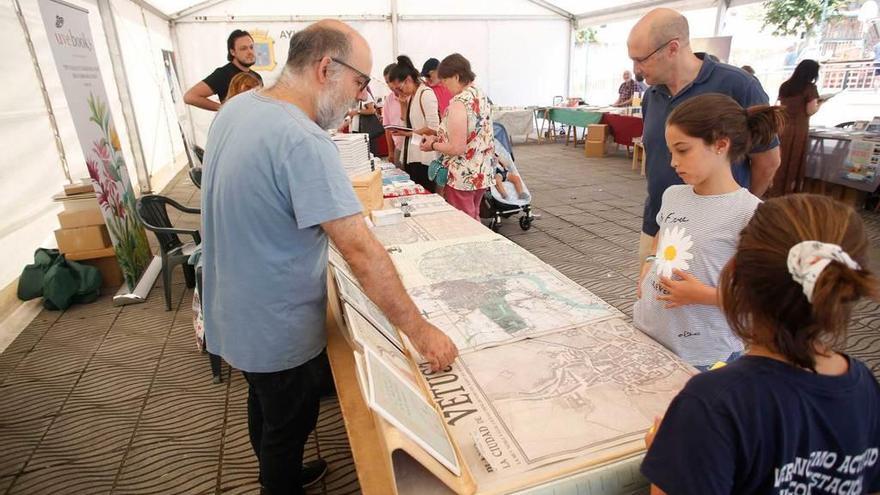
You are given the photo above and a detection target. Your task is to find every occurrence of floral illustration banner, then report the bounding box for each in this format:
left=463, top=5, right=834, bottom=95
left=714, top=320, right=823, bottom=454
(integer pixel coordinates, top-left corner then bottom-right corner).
left=39, top=0, right=151, bottom=291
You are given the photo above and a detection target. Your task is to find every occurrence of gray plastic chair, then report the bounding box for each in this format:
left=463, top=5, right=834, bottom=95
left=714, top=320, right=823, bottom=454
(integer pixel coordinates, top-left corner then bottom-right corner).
left=135, top=194, right=200, bottom=310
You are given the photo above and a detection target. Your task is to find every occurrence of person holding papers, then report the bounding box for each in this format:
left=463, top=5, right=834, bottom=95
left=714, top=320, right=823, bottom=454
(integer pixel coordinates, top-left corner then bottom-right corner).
left=420, top=53, right=496, bottom=220
left=388, top=55, right=441, bottom=192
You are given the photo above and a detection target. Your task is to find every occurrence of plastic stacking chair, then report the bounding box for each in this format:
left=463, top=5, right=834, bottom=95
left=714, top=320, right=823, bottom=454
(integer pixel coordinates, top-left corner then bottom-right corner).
left=188, top=167, right=202, bottom=189
left=136, top=194, right=200, bottom=310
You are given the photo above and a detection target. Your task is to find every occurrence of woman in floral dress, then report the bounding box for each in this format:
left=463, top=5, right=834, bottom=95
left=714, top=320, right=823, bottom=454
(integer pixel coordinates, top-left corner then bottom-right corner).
left=420, top=53, right=495, bottom=219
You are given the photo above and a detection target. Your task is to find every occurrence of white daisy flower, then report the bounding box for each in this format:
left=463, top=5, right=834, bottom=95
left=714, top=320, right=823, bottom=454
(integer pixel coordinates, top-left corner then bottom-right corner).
left=655, top=225, right=694, bottom=279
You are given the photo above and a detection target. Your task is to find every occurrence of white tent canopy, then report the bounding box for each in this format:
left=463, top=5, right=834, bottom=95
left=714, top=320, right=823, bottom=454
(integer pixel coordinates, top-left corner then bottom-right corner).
left=0, top=0, right=754, bottom=295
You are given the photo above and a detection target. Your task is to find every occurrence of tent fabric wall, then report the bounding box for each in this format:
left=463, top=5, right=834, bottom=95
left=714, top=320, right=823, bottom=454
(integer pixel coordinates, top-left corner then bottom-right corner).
left=1, top=0, right=181, bottom=291
left=0, top=3, right=68, bottom=290
left=174, top=1, right=570, bottom=146
left=174, top=19, right=394, bottom=147
left=396, top=19, right=569, bottom=107
left=109, top=0, right=185, bottom=193
left=0, top=0, right=144, bottom=291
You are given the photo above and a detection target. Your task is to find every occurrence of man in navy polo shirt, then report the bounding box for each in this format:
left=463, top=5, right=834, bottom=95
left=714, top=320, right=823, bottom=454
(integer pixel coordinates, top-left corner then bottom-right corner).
left=627, top=8, right=780, bottom=266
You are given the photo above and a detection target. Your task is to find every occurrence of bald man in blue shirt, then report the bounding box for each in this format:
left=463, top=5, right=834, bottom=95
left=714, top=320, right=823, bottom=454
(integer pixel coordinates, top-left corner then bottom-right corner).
left=627, top=8, right=780, bottom=275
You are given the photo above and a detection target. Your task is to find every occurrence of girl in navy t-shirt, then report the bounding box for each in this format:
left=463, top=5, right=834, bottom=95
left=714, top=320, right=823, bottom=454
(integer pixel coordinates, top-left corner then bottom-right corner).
left=641, top=194, right=880, bottom=494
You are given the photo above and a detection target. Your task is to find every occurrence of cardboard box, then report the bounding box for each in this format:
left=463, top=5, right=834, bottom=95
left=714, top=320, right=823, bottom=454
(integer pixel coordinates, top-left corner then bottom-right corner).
left=66, top=248, right=122, bottom=288
left=80, top=256, right=124, bottom=288
left=585, top=140, right=606, bottom=158
left=586, top=124, right=609, bottom=142
left=65, top=246, right=116, bottom=262
left=58, top=208, right=105, bottom=229
left=63, top=182, right=95, bottom=196
left=52, top=192, right=99, bottom=213
left=54, top=225, right=112, bottom=253
left=351, top=169, right=383, bottom=215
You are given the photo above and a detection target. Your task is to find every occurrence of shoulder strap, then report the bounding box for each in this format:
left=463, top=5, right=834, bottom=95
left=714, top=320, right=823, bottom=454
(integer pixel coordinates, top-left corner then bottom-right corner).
left=403, top=95, right=415, bottom=164
left=419, top=85, right=440, bottom=121
left=404, top=92, right=414, bottom=128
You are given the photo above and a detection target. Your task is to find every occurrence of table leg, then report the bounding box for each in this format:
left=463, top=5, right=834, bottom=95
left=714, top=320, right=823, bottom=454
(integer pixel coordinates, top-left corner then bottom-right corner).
left=532, top=111, right=543, bottom=143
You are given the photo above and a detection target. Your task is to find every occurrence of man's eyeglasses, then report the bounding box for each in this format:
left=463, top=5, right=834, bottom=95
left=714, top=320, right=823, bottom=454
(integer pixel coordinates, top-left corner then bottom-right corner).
left=330, top=57, right=371, bottom=92
left=632, top=38, right=678, bottom=64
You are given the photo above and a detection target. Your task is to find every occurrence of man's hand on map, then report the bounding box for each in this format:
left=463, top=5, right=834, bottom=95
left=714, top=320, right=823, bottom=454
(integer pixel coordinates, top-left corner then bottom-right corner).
left=657, top=269, right=718, bottom=308
left=408, top=321, right=458, bottom=372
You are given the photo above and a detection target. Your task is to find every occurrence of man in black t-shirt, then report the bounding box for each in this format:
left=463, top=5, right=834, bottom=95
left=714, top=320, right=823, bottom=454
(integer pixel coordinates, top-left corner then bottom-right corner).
left=184, top=29, right=263, bottom=111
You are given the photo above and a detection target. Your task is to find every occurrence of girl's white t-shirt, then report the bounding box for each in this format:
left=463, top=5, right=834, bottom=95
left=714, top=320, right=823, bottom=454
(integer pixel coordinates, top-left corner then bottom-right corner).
left=634, top=185, right=761, bottom=367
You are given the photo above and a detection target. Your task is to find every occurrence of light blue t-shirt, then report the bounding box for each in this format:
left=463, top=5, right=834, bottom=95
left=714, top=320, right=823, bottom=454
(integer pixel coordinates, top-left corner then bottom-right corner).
left=202, top=91, right=363, bottom=373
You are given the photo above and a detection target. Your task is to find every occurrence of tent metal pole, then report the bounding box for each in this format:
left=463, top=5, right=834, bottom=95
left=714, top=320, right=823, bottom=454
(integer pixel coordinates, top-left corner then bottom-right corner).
left=12, top=0, right=72, bottom=183
left=714, top=0, right=731, bottom=36
left=169, top=22, right=198, bottom=148
left=391, top=0, right=399, bottom=58
left=576, top=0, right=681, bottom=20
left=127, top=0, right=170, bottom=22
left=396, top=14, right=561, bottom=21
left=175, top=14, right=389, bottom=23
left=566, top=19, right=573, bottom=98
left=139, top=7, right=177, bottom=160
left=97, top=0, right=152, bottom=193
left=170, top=0, right=228, bottom=20
left=575, top=0, right=718, bottom=25
left=525, top=0, right=575, bottom=20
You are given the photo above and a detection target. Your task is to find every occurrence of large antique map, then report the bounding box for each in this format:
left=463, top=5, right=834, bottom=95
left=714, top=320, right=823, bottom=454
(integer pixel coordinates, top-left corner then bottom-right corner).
left=328, top=198, right=695, bottom=493
left=420, top=317, right=695, bottom=483
left=389, top=238, right=619, bottom=353
left=371, top=208, right=497, bottom=248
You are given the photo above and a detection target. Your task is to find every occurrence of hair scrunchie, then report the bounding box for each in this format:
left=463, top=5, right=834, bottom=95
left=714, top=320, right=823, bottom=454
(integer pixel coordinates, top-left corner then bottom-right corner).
left=787, top=241, right=861, bottom=302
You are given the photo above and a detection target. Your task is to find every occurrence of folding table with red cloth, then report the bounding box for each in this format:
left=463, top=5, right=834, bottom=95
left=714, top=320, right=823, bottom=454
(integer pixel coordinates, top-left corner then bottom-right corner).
left=601, top=113, right=644, bottom=152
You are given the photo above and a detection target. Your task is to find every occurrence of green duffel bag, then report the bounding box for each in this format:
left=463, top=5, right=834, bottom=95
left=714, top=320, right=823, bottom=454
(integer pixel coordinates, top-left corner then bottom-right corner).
left=17, top=248, right=58, bottom=301
left=18, top=248, right=102, bottom=310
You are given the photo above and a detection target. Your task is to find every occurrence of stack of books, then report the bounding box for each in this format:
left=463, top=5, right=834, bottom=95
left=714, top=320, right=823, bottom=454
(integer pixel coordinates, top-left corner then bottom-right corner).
left=332, top=133, right=372, bottom=178
left=51, top=179, right=123, bottom=287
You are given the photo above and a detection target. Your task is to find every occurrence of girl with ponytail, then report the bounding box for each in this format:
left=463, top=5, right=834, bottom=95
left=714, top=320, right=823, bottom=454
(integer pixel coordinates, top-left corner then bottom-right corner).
left=642, top=193, right=880, bottom=495
left=634, top=93, right=786, bottom=370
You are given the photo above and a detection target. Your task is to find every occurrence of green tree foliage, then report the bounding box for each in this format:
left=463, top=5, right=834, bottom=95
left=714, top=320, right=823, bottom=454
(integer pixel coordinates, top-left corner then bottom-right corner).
left=762, top=0, right=847, bottom=37
left=574, top=28, right=598, bottom=45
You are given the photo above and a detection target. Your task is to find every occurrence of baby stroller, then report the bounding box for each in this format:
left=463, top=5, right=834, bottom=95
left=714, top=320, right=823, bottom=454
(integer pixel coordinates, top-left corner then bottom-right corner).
left=482, top=122, right=534, bottom=231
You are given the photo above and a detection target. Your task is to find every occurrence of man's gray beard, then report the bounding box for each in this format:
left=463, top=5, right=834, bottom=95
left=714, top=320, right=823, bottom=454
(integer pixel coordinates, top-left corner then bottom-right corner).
left=316, top=84, right=354, bottom=129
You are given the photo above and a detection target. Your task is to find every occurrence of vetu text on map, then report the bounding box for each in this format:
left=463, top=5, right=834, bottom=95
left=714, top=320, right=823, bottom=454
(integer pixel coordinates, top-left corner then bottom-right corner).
left=420, top=364, right=478, bottom=426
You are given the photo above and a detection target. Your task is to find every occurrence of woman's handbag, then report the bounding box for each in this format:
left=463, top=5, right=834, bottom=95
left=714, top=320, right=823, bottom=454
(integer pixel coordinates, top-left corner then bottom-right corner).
left=427, top=158, right=448, bottom=187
